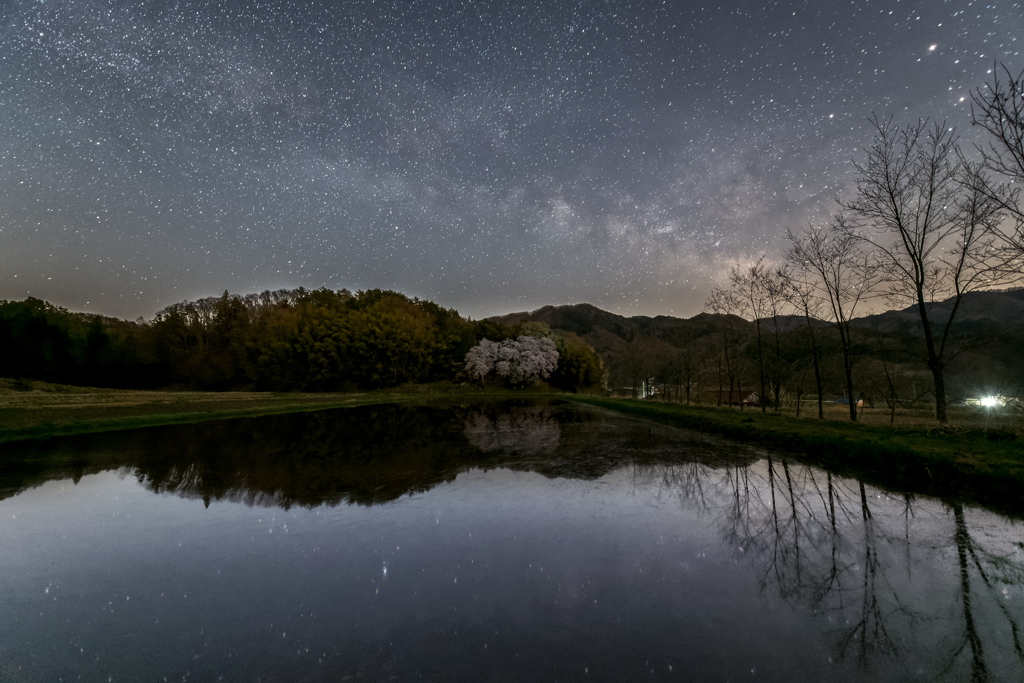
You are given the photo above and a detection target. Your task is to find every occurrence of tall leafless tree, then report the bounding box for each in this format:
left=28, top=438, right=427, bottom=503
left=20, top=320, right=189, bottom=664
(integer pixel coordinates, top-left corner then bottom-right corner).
left=704, top=287, right=744, bottom=407
left=782, top=268, right=828, bottom=419
left=838, top=116, right=1015, bottom=424
left=762, top=266, right=792, bottom=411
left=970, top=62, right=1024, bottom=256
left=728, top=260, right=772, bottom=413
left=727, top=258, right=791, bottom=413
left=787, top=220, right=875, bottom=421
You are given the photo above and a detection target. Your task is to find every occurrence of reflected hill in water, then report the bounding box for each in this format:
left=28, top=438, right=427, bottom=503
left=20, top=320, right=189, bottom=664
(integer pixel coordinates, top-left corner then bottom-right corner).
left=0, top=400, right=762, bottom=509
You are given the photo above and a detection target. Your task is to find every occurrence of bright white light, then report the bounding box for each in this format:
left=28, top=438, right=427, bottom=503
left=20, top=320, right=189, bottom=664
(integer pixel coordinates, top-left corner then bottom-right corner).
left=980, top=396, right=999, bottom=407
left=929, top=44, right=937, bottom=51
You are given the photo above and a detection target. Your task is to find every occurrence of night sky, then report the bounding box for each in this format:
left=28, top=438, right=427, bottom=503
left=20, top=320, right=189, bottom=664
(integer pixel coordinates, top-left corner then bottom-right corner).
left=2, top=0, right=1021, bottom=320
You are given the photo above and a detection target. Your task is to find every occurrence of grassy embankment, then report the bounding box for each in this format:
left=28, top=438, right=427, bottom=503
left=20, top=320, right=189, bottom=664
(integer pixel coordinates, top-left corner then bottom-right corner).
left=568, top=396, right=1024, bottom=515
left=0, top=378, right=544, bottom=445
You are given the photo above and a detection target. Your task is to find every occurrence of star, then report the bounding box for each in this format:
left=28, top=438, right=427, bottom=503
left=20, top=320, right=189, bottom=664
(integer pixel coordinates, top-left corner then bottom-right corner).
left=0, top=0, right=1019, bottom=320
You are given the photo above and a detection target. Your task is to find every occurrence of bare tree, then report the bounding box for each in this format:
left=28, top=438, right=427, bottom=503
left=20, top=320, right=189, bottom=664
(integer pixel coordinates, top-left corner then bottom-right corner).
left=838, top=116, right=1015, bottom=424
left=728, top=260, right=771, bottom=413
left=624, top=330, right=659, bottom=399
left=656, top=345, right=700, bottom=404
left=704, top=287, right=744, bottom=407
left=864, top=321, right=913, bottom=425
left=787, top=220, right=875, bottom=421
left=970, top=62, right=1024, bottom=255
left=782, top=268, right=828, bottom=418
left=762, top=266, right=792, bottom=411
left=678, top=346, right=699, bottom=404
left=727, top=258, right=791, bottom=413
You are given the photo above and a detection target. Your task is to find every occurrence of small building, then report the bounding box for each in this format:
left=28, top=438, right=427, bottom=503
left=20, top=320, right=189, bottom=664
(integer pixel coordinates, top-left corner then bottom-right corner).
left=614, top=377, right=660, bottom=399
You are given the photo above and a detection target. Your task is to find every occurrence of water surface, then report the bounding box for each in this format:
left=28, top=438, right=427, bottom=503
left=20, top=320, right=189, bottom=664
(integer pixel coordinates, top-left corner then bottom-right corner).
left=1, top=401, right=1021, bottom=681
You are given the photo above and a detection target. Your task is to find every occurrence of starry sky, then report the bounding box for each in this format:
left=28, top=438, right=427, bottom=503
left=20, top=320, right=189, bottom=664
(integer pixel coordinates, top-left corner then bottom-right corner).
left=1, top=0, right=1022, bottom=320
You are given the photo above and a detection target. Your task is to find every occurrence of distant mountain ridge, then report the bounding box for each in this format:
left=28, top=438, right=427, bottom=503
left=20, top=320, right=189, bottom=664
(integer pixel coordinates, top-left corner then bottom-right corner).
left=858, top=287, right=1024, bottom=332
left=491, top=287, right=1024, bottom=337
left=489, top=288, right=1024, bottom=389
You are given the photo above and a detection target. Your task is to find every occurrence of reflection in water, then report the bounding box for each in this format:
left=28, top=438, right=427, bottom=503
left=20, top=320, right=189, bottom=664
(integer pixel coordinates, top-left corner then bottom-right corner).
left=639, top=459, right=1024, bottom=681
left=0, top=400, right=752, bottom=507
left=1, top=400, right=1023, bottom=681
left=463, top=405, right=562, bottom=455
left=951, top=501, right=1024, bottom=681
left=3, top=402, right=577, bottom=508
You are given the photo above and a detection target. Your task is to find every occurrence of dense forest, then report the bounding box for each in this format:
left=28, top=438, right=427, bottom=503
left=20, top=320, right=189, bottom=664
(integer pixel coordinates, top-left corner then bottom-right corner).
left=0, top=289, right=606, bottom=393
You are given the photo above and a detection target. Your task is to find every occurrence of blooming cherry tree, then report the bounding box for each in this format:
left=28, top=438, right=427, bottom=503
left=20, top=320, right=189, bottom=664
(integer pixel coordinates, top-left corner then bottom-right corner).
left=464, top=336, right=558, bottom=386
left=464, top=338, right=501, bottom=379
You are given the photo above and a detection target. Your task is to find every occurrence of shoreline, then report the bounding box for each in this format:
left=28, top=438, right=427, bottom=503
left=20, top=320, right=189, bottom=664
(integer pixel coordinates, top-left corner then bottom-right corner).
left=0, top=385, right=550, bottom=445
left=3, top=386, right=1022, bottom=516
left=567, top=396, right=1024, bottom=517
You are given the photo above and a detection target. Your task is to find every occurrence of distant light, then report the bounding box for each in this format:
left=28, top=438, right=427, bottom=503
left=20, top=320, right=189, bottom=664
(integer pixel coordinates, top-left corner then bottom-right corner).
left=980, top=396, right=1000, bottom=407
left=929, top=44, right=937, bottom=51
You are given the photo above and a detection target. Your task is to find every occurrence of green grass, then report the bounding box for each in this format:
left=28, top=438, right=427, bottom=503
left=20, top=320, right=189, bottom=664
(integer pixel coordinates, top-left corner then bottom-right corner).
left=0, top=396, right=369, bottom=443
left=567, top=396, right=1024, bottom=516
left=0, top=380, right=548, bottom=444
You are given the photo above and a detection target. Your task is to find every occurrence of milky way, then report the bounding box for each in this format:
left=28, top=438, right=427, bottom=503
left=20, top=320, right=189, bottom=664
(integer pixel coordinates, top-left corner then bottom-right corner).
left=1, top=0, right=1021, bottom=319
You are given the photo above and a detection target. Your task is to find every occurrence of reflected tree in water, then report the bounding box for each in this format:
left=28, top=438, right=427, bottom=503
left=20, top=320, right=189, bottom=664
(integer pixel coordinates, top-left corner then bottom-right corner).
left=2, top=402, right=1023, bottom=680
left=463, top=406, right=562, bottom=456
left=644, top=457, right=1024, bottom=680
left=944, top=501, right=1024, bottom=682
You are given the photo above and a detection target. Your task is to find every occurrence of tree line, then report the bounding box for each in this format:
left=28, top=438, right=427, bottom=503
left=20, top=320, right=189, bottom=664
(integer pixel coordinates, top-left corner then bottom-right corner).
left=703, top=63, right=1024, bottom=424
left=0, top=288, right=606, bottom=393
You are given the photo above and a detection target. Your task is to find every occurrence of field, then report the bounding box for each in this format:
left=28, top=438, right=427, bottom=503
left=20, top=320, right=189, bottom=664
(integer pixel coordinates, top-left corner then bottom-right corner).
left=0, top=379, right=530, bottom=444
left=753, top=400, right=1023, bottom=432
left=2, top=377, right=1019, bottom=443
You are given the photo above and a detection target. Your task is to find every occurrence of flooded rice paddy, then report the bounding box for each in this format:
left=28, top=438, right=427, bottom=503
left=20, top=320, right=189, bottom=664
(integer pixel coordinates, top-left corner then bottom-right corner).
left=0, top=400, right=1021, bottom=681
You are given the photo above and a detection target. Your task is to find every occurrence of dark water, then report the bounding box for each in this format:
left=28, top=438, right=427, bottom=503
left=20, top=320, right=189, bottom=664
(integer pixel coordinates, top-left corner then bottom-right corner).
left=1, top=401, right=1022, bottom=682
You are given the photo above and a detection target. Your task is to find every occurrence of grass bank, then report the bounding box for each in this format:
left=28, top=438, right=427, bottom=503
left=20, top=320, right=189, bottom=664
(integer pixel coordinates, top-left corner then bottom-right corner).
left=0, top=379, right=543, bottom=444
left=567, top=396, right=1024, bottom=516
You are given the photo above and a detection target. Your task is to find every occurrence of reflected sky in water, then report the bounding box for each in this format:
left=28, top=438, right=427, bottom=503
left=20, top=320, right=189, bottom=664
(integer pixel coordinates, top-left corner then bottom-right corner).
left=0, top=401, right=1021, bottom=681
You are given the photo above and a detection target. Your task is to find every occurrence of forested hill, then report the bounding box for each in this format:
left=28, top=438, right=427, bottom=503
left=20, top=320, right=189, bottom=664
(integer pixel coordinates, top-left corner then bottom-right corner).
left=3, top=286, right=1022, bottom=400
left=493, top=288, right=1024, bottom=334
left=0, top=289, right=605, bottom=393
left=858, top=287, right=1024, bottom=332
left=491, top=288, right=1024, bottom=396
